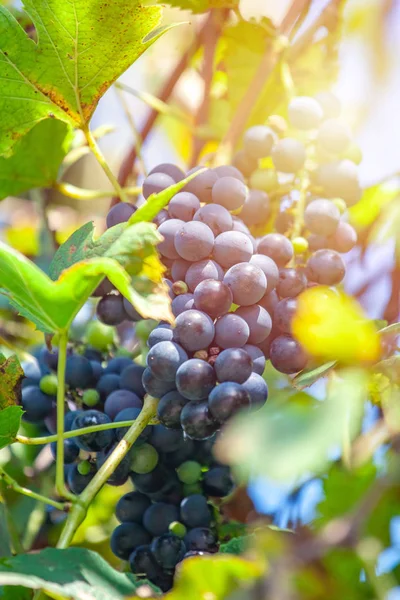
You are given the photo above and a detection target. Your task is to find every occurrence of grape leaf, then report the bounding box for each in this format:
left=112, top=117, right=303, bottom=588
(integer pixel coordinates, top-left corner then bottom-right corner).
left=0, top=0, right=175, bottom=156
left=0, top=119, right=72, bottom=201
left=0, top=406, right=23, bottom=450
left=292, top=361, right=337, bottom=390
left=159, top=0, right=237, bottom=14
left=0, top=354, right=23, bottom=410
left=0, top=241, right=173, bottom=333
left=0, top=547, right=150, bottom=599
left=220, top=535, right=254, bottom=555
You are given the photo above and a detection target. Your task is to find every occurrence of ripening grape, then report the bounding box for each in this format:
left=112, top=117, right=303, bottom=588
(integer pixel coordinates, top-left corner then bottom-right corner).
left=213, top=231, right=253, bottom=268
left=146, top=341, right=188, bottom=381
left=174, top=310, right=215, bottom=352
left=211, top=176, right=248, bottom=211
left=242, top=372, right=268, bottom=410
left=193, top=279, right=233, bottom=319
left=96, top=294, right=128, bottom=326
left=276, top=268, right=307, bottom=298
left=214, top=348, right=253, bottom=384
left=143, top=173, right=175, bottom=199
left=214, top=164, right=245, bottom=182
left=214, top=313, right=250, bottom=349
left=184, top=168, right=218, bottom=203
left=176, top=359, right=216, bottom=401
left=174, top=221, right=214, bottom=262
left=208, top=382, right=250, bottom=423
left=243, top=344, right=266, bottom=375
left=271, top=138, right=306, bottom=173
left=171, top=293, right=195, bottom=317
left=168, top=192, right=200, bottom=222
left=269, top=335, right=308, bottom=374
left=232, top=149, right=258, bottom=178
left=157, top=219, right=184, bottom=259
left=106, top=203, right=136, bottom=228
left=193, top=203, right=233, bottom=236
left=327, top=221, right=357, bottom=253
left=239, top=189, right=270, bottom=227
left=317, top=119, right=351, bottom=154
left=306, top=249, right=346, bottom=285
left=257, top=233, right=294, bottom=267
left=223, top=263, right=267, bottom=306
left=288, top=96, right=323, bottom=130
left=274, top=297, right=298, bottom=334
left=249, top=254, right=279, bottom=290
left=185, top=259, right=224, bottom=292
left=180, top=401, right=218, bottom=440
left=243, top=125, right=275, bottom=159
left=304, top=199, right=340, bottom=236
left=235, top=305, right=272, bottom=344
left=148, top=163, right=185, bottom=182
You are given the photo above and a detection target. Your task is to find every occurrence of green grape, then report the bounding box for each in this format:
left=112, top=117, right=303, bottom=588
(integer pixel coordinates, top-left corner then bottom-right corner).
left=131, top=443, right=159, bottom=474
left=176, top=461, right=203, bottom=484
left=332, top=198, right=347, bottom=214
left=86, top=321, right=115, bottom=351
left=39, top=374, right=58, bottom=396
left=183, top=482, right=202, bottom=496
left=249, top=168, right=278, bottom=193
left=169, top=521, right=187, bottom=538
left=82, top=388, right=100, bottom=407
left=77, top=460, right=91, bottom=476
left=135, top=319, right=158, bottom=343
left=341, top=142, right=363, bottom=164
left=292, top=237, right=309, bottom=254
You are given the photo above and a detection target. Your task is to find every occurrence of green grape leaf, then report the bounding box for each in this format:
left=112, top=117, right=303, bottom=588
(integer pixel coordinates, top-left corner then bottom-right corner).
left=220, top=535, right=254, bottom=556
left=349, top=182, right=399, bottom=229
left=0, top=406, right=23, bottom=450
left=0, top=119, right=72, bottom=201
left=159, top=0, right=237, bottom=14
left=0, top=547, right=152, bottom=599
left=0, top=0, right=175, bottom=156
left=129, top=168, right=206, bottom=225
left=164, top=554, right=263, bottom=600
left=292, top=361, right=337, bottom=389
left=0, top=241, right=173, bottom=333
left=0, top=354, right=24, bottom=410
left=216, top=369, right=367, bottom=482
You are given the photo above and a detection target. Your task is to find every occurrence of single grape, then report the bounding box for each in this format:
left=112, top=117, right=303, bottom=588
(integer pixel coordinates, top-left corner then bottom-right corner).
left=235, top=305, right=272, bottom=344
left=157, top=219, right=185, bottom=260
left=91, top=278, right=114, bottom=298
left=181, top=401, right=218, bottom=440
left=249, top=168, right=278, bottom=193
left=185, top=259, right=224, bottom=292
left=194, top=279, right=233, bottom=319
left=129, top=545, right=161, bottom=581
left=269, top=335, right=308, bottom=374
left=249, top=254, right=279, bottom=290
left=174, top=221, right=214, bottom=262
left=180, top=494, right=211, bottom=528
left=96, top=373, right=120, bottom=400
left=214, top=348, right=252, bottom=383
left=106, top=203, right=136, bottom=228
left=65, top=355, right=93, bottom=389
left=243, top=125, right=275, bottom=159
left=148, top=163, right=185, bottom=182
left=242, top=372, right=268, bottom=410
left=258, top=289, right=280, bottom=316
left=276, top=268, right=307, bottom=298
left=231, top=218, right=255, bottom=244
left=111, top=523, right=151, bottom=559
left=157, top=390, right=189, bottom=429
left=67, top=464, right=95, bottom=495
left=120, top=364, right=146, bottom=396
left=214, top=314, right=250, bottom=349
left=239, top=189, right=270, bottom=227
left=213, top=231, right=253, bottom=269
left=21, top=386, right=54, bottom=422
left=171, top=293, right=194, bottom=317
left=116, top=491, right=151, bottom=523
left=151, top=534, right=187, bottom=570
left=174, top=309, right=215, bottom=352
left=308, top=233, right=328, bottom=251
left=317, top=159, right=361, bottom=206
left=122, top=297, right=142, bottom=321
left=142, top=368, right=176, bottom=397
left=243, top=344, right=266, bottom=375
left=215, top=164, right=245, bottom=181
left=153, top=209, right=169, bottom=227
left=50, top=438, right=79, bottom=464
left=288, top=96, right=323, bottom=130
left=168, top=191, right=200, bottom=221
left=147, top=325, right=174, bottom=349
left=143, top=502, right=180, bottom=536
left=104, top=356, right=132, bottom=375
left=272, top=138, right=306, bottom=173
left=82, top=388, right=100, bottom=407
left=131, top=464, right=177, bottom=494
left=257, top=233, right=294, bottom=267
left=223, top=263, right=267, bottom=306
left=306, top=249, right=345, bottom=285
left=169, top=521, right=187, bottom=538
left=71, top=410, right=114, bottom=451
left=275, top=210, right=295, bottom=235
left=274, top=297, right=298, bottom=334
left=77, top=460, right=91, bottom=476
left=39, top=374, right=58, bottom=396
left=184, top=168, right=218, bottom=203
left=146, top=341, right=188, bottom=382
left=97, top=446, right=132, bottom=486
left=143, top=172, right=175, bottom=199
left=232, top=149, right=258, bottom=178
left=86, top=321, right=115, bottom=352
left=317, top=119, right=351, bottom=154
left=208, top=382, right=250, bottom=423
left=104, top=389, right=143, bottom=419
left=171, top=258, right=191, bottom=282
left=292, top=236, right=309, bottom=254
left=193, top=203, right=233, bottom=237
left=114, top=407, right=151, bottom=442
left=304, top=198, right=340, bottom=236
left=327, top=221, right=357, bottom=253
left=176, top=359, right=216, bottom=401
left=211, top=176, right=248, bottom=211
left=96, top=294, right=128, bottom=326
left=150, top=425, right=183, bottom=453
left=314, top=91, right=341, bottom=119
left=184, top=527, right=218, bottom=552
left=131, top=443, right=159, bottom=474
left=176, top=461, right=202, bottom=484
left=202, top=466, right=234, bottom=497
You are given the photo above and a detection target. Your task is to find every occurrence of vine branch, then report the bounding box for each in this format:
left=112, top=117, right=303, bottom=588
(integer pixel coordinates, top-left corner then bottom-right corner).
left=0, top=467, right=67, bottom=511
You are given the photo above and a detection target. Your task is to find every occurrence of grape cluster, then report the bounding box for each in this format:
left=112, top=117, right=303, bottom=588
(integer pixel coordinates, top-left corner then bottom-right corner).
left=20, top=341, right=235, bottom=591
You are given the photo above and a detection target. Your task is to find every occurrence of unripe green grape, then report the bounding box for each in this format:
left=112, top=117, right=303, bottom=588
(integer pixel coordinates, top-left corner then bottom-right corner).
left=249, top=168, right=278, bottom=193
left=86, top=321, right=115, bottom=351
left=331, top=198, right=347, bottom=214
left=78, top=460, right=91, bottom=476
left=39, top=374, right=58, bottom=396
left=82, top=388, right=100, bottom=407
left=115, top=347, right=133, bottom=358
left=176, top=460, right=203, bottom=484
left=169, top=521, right=187, bottom=538
left=292, top=237, right=309, bottom=254
left=183, top=482, right=202, bottom=496
left=135, top=319, right=158, bottom=343
left=131, top=443, right=159, bottom=474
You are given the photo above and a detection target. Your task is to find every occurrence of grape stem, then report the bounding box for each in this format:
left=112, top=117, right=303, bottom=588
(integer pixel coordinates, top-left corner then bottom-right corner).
left=56, top=395, right=158, bottom=550
left=55, top=181, right=141, bottom=201
left=291, top=171, right=309, bottom=241
left=55, top=332, right=75, bottom=502
left=0, top=467, right=67, bottom=511
left=83, top=125, right=129, bottom=203
left=15, top=419, right=153, bottom=446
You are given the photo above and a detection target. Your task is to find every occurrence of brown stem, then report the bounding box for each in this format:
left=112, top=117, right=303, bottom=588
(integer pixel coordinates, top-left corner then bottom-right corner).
left=112, top=21, right=208, bottom=207
left=384, top=265, right=400, bottom=323
left=189, top=10, right=228, bottom=167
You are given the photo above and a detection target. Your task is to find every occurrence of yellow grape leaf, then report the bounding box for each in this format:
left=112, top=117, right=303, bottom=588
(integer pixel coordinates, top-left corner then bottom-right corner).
left=292, top=286, right=381, bottom=364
